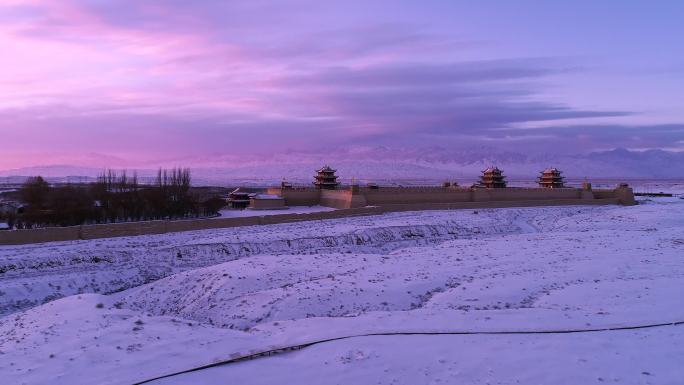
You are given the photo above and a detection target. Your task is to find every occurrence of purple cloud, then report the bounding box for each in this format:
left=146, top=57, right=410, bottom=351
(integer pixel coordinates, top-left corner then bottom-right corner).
left=0, top=0, right=683, bottom=169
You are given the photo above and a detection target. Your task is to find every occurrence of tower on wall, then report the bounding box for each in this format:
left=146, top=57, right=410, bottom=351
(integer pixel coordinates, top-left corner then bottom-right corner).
left=478, top=166, right=507, bottom=188
left=538, top=168, right=565, bottom=188
left=314, top=165, right=340, bottom=189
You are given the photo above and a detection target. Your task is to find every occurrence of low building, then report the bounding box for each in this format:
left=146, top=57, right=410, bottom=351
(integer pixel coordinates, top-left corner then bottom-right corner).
left=249, top=194, right=287, bottom=210
left=0, top=201, right=24, bottom=215
left=226, top=188, right=252, bottom=209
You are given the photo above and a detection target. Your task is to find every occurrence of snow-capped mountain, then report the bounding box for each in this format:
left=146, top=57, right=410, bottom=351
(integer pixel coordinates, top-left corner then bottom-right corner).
left=1, top=148, right=682, bottom=185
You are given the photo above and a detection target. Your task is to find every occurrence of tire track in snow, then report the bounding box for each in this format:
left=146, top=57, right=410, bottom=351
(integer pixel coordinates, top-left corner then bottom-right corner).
left=135, top=320, right=684, bottom=385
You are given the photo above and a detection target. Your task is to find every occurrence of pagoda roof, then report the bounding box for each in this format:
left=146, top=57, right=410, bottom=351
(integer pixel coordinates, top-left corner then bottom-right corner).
left=316, top=165, right=337, bottom=173
left=482, top=166, right=503, bottom=173
left=540, top=167, right=562, bottom=173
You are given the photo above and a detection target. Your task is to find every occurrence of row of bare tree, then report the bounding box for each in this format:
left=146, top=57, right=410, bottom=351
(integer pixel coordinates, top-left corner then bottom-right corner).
left=2, top=168, right=225, bottom=229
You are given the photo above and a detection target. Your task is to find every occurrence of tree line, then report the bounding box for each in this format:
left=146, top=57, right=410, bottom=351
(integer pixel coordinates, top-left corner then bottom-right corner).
left=1, top=168, right=225, bottom=229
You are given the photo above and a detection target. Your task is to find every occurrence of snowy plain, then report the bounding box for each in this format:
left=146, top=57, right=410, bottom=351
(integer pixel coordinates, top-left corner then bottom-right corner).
left=1, top=197, right=683, bottom=384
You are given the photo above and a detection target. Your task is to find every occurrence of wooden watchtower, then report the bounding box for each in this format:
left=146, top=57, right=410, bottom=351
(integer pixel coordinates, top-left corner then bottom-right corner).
left=478, top=166, right=507, bottom=188
left=313, top=165, right=340, bottom=189
left=538, top=168, right=565, bottom=188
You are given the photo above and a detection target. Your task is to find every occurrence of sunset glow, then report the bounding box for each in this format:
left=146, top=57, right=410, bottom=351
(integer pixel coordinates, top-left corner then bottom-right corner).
left=1, top=1, right=683, bottom=169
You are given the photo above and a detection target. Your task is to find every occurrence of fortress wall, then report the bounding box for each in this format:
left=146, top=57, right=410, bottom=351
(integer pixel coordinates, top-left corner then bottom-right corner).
left=270, top=186, right=618, bottom=208
left=0, top=209, right=391, bottom=245
left=80, top=221, right=159, bottom=240
left=319, top=189, right=370, bottom=209
left=376, top=198, right=620, bottom=213
left=361, top=187, right=469, bottom=193
left=0, top=226, right=80, bottom=245
left=164, top=217, right=261, bottom=232
left=615, top=186, right=637, bottom=206
left=0, top=188, right=632, bottom=245
left=273, top=188, right=321, bottom=206
left=319, top=189, right=351, bottom=209
left=257, top=206, right=383, bottom=225
left=473, top=188, right=582, bottom=202
left=593, top=189, right=618, bottom=199
left=354, top=187, right=596, bottom=206
left=363, top=188, right=473, bottom=205
left=591, top=187, right=635, bottom=205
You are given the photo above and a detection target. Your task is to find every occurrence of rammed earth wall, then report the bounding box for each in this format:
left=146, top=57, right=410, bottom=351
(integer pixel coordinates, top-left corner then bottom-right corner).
left=0, top=187, right=633, bottom=245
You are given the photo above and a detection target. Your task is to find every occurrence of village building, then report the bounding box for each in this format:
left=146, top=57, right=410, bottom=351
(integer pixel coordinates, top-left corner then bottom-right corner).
left=538, top=168, right=565, bottom=188
left=477, top=167, right=507, bottom=188
left=313, top=165, right=340, bottom=189
left=0, top=201, right=24, bottom=215
left=226, top=188, right=252, bottom=209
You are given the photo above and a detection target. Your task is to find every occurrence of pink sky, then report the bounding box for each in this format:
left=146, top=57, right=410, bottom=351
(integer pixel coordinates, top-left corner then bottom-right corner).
left=1, top=0, right=683, bottom=170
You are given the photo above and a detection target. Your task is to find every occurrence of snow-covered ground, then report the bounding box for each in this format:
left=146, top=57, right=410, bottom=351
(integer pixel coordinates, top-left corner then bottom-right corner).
left=1, top=197, right=684, bottom=384
left=213, top=205, right=335, bottom=219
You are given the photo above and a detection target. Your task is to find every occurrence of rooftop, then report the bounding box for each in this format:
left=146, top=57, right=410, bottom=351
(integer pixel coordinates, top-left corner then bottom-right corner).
left=252, top=194, right=284, bottom=200
left=482, top=166, right=504, bottom=173
left=316, top=165, right=337, bottom=173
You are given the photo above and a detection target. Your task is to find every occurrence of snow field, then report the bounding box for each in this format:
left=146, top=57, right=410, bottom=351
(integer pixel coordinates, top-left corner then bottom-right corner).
left=1, top=197, right=683, bottom=384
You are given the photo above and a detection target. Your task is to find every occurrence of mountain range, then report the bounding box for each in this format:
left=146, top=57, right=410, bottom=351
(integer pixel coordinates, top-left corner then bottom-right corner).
left=1, top=148, right=682, bottom=186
